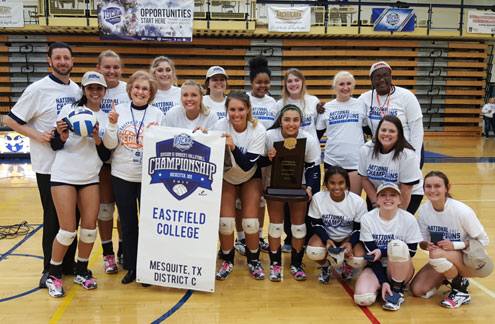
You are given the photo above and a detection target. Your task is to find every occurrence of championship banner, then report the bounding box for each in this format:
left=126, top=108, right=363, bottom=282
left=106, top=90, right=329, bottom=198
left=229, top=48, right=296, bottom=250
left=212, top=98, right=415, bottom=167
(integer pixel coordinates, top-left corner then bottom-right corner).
left=467, top=10, right=495, bottom=34
left=373, top=8, right=415, bottom=32
left=97, top=0, right=194, bottom=42
left=268, top=6, right=311, bottom=32
left=0, top=2, right=24, bottom=28
left=137, top=127, right=225, bottom=292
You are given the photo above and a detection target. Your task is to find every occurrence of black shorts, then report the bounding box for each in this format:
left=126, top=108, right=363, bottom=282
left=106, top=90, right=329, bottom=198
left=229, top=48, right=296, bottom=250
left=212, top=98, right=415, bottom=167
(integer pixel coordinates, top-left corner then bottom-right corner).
left=51, top=181, right=99, bottom=190
left=323, top=163, right=356, bottom=174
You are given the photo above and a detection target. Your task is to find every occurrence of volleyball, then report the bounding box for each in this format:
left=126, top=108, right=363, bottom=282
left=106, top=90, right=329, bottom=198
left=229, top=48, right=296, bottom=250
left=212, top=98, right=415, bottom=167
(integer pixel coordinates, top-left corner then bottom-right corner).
left=172, top=184, right=187, bottom=196
left=65, top=108, right=97, bottom=137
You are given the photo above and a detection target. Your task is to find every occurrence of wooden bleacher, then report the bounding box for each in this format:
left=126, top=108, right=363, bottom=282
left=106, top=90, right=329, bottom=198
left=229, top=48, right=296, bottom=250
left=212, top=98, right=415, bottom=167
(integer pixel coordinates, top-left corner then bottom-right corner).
left=1, top=35, right=490, bottom=136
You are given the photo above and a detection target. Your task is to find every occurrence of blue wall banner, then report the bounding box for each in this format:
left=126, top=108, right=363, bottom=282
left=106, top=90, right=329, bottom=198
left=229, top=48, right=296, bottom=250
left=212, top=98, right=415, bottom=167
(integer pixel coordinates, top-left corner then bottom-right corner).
left=137, top=127, right=225, bottom=292
left=97, top=0, right=194, bottom=42
left=373, top=8, right=415, bottom=32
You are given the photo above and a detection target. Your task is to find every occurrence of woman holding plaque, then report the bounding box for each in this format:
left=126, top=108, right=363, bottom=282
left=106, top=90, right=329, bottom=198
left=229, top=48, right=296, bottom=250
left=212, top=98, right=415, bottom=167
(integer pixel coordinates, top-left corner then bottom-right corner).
left=316, top=71, right=366, bottom=195
left=358, top=115, right=422, bottom=212
left=262, top=104, right=320, bottom=281
left=103, top=71, right=165, bottom=284
left=213, top=91, right=267, bottom=280
left=410, top=171, right=491, bottom=309
left=164, top=80, right=217, bottom=131
left=150, top=56, right=181, bottom=116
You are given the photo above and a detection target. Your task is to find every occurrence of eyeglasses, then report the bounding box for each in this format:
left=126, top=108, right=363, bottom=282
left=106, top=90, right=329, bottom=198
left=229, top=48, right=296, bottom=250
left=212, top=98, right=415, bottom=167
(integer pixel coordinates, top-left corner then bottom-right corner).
left=371, top=73, right=391, bottom=82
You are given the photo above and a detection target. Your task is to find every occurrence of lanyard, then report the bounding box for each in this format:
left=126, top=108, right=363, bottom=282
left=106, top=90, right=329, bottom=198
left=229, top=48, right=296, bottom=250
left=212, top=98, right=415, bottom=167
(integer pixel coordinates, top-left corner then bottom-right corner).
left=376, top=88, right=392, bottom=118
left=130, top=106, right=147, bottom=146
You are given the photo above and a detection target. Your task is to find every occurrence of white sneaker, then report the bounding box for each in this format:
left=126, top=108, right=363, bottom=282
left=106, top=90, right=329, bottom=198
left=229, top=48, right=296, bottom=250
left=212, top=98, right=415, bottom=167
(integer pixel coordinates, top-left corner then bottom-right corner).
left=46, top=275, right=64, bottom=298
left=215, top=261, right=233, bottom=280
left=382, top=292, right=404, bottom=311
left=441, top=289, right=471, bottom=308
left=234, top=239, right=246, bottom=256
left=269, top=262, right=283, bottom=282
left=317, top=263, right=331, bottom=283
left=74, top=271, right=97, bottom=290
left=103, top=254, right=118, bottom=274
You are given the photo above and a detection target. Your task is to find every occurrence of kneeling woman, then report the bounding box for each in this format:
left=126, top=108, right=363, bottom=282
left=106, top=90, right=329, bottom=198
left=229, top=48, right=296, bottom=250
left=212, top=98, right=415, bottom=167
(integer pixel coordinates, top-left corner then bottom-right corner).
left=263, top=105, right=320, bottom=281
left=213, top=91, right=266, bottom=280
left=354, top=183, right=422, bottom=311
left=46, top=71, right=111, bottom=297
left=410, top=171, right=491, bottom=308
left=306, top=166, right=368, bottom=284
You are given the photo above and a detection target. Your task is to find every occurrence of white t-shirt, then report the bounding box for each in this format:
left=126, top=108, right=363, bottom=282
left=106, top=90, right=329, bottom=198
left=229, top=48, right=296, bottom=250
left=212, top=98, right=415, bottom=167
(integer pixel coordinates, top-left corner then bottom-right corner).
left=417, top=198, right=489, bottom=246
left=317, top=98, right=366, bottom=169
left=360, top=208, right=423, bottom=262
left=248, top=92, right=277, bottom=129
left=152, top=86, right=181, bottom=117
left=50, top=105, right=105, bottom=184
left=308, top=190, right=367, bottom=242
left=482, top=103, right=495, bottom=118
left=203, top=95, right=226, bottom=120
left=275, top=94, right=320, bottom=139
left=103, top=103, right=166, bottom=182
left=163, top=105, right=218, bottom=130
left=9, top=75, right=80, bottom=174
left=213, top=118, right=266, bottom=185
left=264, top=128, right=320, bottom=186
left=100, top=81, right=129, bottom=114
left=358, top=86, right=423, bottom=160
left=358, top=141, right=422, bottom=194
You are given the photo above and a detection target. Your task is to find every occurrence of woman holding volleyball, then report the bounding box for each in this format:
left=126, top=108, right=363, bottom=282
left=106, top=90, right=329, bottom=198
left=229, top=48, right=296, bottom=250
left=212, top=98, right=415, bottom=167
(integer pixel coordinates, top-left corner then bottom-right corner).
left=45, top=71, right=111, bottom=297
left=410, top=171, right=491, bottom=308
left=263, top=104, right=320, bottom=281
left=213, top=91, right=266, bottom=280
left=103, top=71, right=165, bottom=284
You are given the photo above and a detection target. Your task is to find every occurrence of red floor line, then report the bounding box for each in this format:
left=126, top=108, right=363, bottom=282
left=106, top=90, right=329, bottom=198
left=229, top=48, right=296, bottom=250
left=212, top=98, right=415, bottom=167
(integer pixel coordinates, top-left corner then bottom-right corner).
left=333, top=269, right=381, bottom=324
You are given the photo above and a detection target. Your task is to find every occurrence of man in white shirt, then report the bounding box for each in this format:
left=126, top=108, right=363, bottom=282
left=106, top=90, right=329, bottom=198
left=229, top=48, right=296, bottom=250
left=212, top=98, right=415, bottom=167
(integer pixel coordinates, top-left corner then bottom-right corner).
left=481, top=97, right=495, bottom=138
left=4, top=42, right=81, bottom=288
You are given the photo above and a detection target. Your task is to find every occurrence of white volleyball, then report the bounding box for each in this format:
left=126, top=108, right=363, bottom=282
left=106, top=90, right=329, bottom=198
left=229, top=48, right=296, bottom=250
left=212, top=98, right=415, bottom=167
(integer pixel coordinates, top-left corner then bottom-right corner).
left=66, top=108, right=97, bottom=137
left=172, top=184, right=187, bottom=196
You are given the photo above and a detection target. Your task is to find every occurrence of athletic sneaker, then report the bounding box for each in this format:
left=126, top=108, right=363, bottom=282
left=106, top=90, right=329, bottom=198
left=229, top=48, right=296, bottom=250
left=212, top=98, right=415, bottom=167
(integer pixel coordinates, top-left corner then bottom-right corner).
left=281, top=243, right=292, bottom=253
left=248, top=260, right=266, bottom=280
left=46, top=275, right=64, bottom=298
left=259, top=237, right=269, bottom=253
left=215, top=261, right=233, bottom=280
left=103, top=254, right=118, bottom=274
left=383, top=292, right=405, bottom=311
left=441, top=289, right=471, bottom=308
left=234, top=239, right=246, bottom=256
left=317, top=263, right=332, bottom=284
left=290, top=264, right=307, bottom=281
left=340, top=263, right=354, bottom=281
left=269, top=262, right=283, bottom=282
left=74, top=271, right=97, bottom=290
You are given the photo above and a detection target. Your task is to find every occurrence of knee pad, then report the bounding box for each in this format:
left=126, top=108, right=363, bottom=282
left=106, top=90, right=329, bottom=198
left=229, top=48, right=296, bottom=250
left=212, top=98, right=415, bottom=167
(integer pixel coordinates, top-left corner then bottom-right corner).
left=235, top=198, right=242, bottom=210
left=354, top=293, right=377, bottom=306
left=268, top=223, right=283, bottom=238
left=219, top=217, right=235, bottom=235
left=80, top=228, right=97, bottom=244
left=242, top=218, right=259, bottom=235
left=259, top=196, right=266, bottom=208
left=347, top=257, right=367, bottom=270
left=98, top=203, right=115, bottom=221
left=291, top=224, right=307, bottom=239
left=56, top=229, right=77, bottom=246
left=428, top=257, right=453, bottom=273
left=387, top=240, right=409, bottom=263
left=306, top=246, right=327, bottom=261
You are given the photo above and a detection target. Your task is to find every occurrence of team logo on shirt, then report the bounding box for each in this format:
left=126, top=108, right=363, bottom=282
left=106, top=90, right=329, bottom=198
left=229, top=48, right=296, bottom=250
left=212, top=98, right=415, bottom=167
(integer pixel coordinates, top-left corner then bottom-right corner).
left=322, top=214, right=352, bottom=228
left=366, top=165, right=398, bottom=182
left=427, top=225, right=461, bottom=241
left=119, top=121, right=144, bottom=150
left=148, top=133, right=217, bottom=200
left=328, top=110, right=359, bottom=125
left=368, top=106, right=398, bottom=120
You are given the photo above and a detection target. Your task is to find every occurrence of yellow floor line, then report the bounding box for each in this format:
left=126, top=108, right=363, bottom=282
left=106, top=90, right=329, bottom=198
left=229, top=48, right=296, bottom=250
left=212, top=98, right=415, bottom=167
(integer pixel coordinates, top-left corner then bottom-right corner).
left=48, top=246, right=103, bottom=324
left=0, top=191, right=28, bottom=209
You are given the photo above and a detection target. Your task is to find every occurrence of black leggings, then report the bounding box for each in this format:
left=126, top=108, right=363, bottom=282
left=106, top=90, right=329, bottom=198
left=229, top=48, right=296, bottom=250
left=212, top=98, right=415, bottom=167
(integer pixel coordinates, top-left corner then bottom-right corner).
left=112, top=176, right=141, bottom=271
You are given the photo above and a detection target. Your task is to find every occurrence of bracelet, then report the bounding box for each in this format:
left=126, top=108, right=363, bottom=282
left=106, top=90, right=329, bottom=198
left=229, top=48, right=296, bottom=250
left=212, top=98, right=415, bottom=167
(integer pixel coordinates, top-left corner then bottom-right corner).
left=452, top=241, right=466, bottom=250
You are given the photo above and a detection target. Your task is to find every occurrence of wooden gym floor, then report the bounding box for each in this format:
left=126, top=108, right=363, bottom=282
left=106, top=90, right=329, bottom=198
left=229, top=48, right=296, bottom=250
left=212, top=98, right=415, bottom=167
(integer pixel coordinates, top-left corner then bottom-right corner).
left=1, top=136, right=494, bottom=323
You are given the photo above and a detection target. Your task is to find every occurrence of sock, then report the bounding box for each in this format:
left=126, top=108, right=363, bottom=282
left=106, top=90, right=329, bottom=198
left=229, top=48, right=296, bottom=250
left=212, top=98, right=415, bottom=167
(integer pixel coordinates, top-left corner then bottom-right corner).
left=102, top=240, right=114, bottom=256
left=76, top=258, right=89, bottom=275
left=237, top=231, right=245, bottom=241
left=49, top=260, right=63, bottom=278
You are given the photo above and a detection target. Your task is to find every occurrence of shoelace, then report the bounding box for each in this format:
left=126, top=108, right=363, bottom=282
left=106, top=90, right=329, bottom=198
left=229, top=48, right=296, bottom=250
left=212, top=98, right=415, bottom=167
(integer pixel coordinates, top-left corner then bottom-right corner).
left=220, top=262, right=231, bottom=271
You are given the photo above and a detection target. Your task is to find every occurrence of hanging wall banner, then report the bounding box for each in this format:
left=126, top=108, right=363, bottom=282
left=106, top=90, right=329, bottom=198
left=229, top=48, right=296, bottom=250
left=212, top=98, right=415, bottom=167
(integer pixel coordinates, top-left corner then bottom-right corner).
left=97, top=0, right=194, bottom=42
left=137, top=127, right=225, bottom=292
left=373, top=8, right=415, bottom=32
left=0, top=2, right=24, bottom=28
left=467, top=10, right=495, bottom=34
left=268, top=6, right=311, bottom=32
